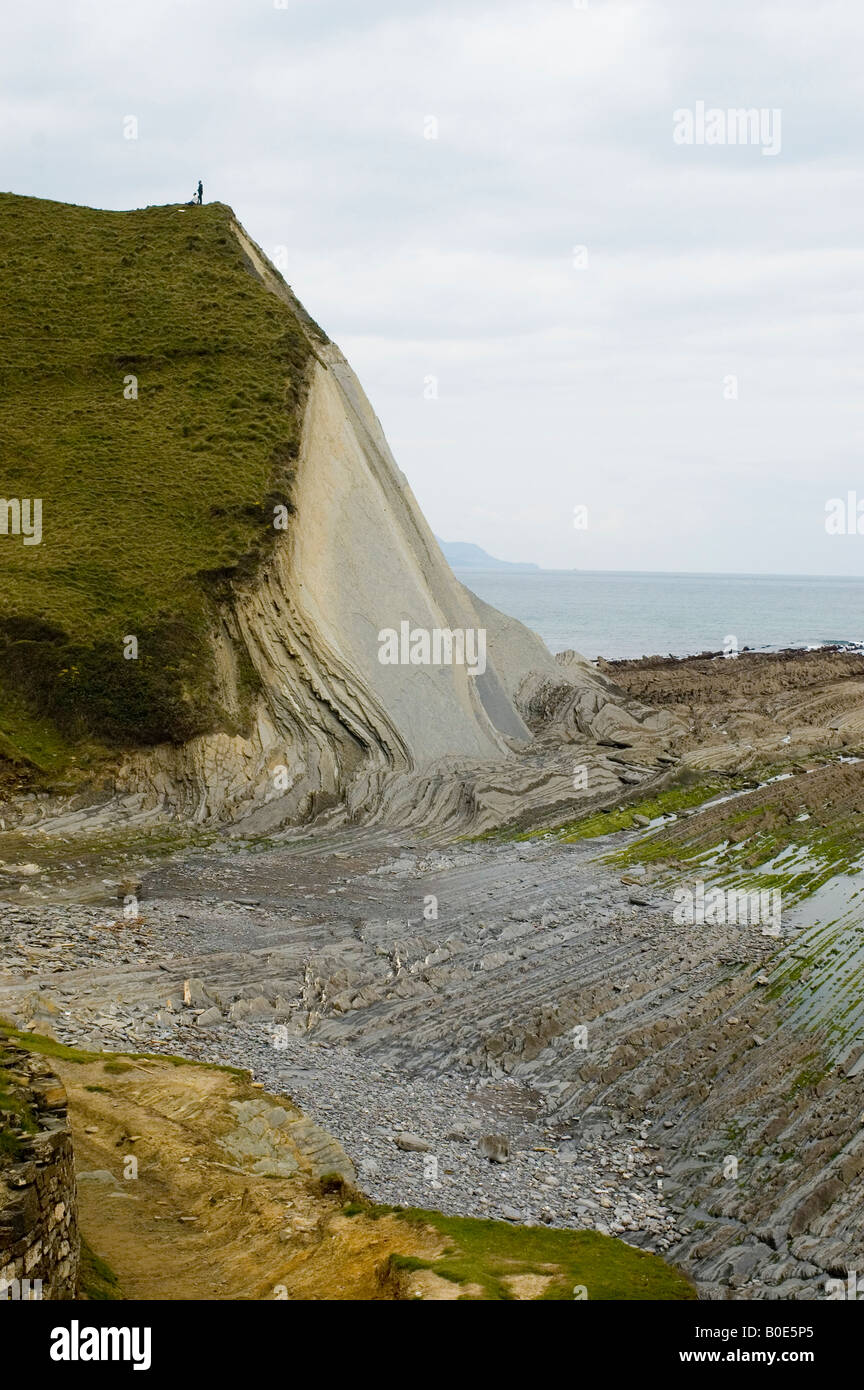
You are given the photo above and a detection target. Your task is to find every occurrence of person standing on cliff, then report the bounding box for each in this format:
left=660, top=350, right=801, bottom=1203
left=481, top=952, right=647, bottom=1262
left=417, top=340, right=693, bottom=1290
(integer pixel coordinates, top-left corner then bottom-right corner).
left=196, top=180, right=203, bottom=205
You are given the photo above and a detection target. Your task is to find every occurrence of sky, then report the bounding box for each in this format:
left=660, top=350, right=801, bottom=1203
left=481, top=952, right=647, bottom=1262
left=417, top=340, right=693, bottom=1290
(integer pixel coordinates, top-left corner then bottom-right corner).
left=2, top=0, right=863, bottom=574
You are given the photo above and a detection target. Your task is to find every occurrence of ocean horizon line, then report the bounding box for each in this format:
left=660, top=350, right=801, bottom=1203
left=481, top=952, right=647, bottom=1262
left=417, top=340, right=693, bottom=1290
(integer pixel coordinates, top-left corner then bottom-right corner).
left=451, top=567, right=864, bottom=582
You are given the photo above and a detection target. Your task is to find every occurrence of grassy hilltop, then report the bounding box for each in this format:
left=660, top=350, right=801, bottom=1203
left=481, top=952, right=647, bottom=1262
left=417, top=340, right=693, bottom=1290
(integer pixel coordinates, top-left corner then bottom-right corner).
left=0, top=193, right=322, bottom=781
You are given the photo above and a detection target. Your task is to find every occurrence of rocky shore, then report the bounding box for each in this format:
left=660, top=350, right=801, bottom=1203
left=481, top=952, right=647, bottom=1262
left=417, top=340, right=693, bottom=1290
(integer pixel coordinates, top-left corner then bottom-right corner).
left=3, top=647, right=864, bottom=1300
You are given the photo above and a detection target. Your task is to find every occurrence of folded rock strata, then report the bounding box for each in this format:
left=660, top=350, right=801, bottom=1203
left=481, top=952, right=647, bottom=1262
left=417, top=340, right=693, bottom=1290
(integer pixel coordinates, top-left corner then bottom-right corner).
left=100, top=223, right=668, bottom=833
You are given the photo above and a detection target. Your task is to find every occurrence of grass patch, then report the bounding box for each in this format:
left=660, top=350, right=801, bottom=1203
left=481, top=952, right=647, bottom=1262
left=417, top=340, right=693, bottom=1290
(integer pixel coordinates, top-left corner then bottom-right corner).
left=492, top=778, right=735, bottom=845
left=388, top=1208, right=696, bottom=1301
left=0, top=192, right=325, bottom=766
left=0, top=1044, right=39, bottom=1159
left=0, top=1021, right=247, bottom=1078
left=0, top=1024, right=104, bottom=1065
left=0, top=690, right=100, bottom=775
left=787, top=1059, right=832, bottom=1096
left=605, top=762, right=864, bottom=903
left=79, top=1237, right=123, bottom=1300
left=545, top=784, right=727, bottom=842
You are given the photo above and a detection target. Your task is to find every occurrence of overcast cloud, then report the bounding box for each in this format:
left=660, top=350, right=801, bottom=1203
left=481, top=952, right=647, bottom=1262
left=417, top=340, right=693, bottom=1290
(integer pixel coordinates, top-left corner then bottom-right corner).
left=2, top=0, right=863, bottom=572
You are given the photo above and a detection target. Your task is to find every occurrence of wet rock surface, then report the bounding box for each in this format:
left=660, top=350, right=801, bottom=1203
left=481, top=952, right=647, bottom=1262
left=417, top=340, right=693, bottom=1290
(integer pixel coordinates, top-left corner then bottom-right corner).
left=2, top=812, right=860, bottom=1299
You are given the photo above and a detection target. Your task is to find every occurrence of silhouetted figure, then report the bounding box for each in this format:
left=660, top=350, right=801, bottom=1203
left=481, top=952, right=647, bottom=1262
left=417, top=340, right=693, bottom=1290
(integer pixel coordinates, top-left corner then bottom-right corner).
left=196, top=180, right=203, bottom=205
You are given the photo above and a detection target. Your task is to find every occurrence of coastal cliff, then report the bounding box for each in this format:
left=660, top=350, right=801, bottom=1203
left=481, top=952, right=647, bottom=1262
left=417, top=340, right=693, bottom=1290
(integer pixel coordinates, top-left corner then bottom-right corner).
left=0, top=194, right=663, bottom=834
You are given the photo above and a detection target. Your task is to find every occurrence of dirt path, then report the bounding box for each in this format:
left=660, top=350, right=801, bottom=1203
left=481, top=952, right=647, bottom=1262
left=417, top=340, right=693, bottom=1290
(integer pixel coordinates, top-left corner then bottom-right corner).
left=57, top=1051, right=442, bottom=1300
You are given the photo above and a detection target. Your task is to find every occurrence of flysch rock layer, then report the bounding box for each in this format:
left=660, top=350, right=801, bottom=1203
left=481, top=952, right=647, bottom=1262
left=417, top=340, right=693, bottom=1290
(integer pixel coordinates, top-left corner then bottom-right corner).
left=36, top=220, right=670, bottom=837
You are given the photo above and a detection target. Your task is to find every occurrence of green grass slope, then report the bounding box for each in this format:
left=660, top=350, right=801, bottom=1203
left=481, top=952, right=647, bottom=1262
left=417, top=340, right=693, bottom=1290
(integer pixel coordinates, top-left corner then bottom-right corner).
left=0, top=193, right=322, bottom=776
left=363, top=1205, right=695, bottom=1301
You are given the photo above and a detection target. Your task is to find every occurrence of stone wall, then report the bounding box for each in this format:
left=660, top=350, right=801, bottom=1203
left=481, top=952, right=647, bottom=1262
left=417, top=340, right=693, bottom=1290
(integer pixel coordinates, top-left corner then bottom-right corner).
left=0, top=1041, right=79, bottom=1299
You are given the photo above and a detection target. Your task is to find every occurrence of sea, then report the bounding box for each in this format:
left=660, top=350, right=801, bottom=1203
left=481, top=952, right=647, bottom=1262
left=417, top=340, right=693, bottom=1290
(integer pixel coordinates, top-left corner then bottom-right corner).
left=453, top=570, right=864, bottom=663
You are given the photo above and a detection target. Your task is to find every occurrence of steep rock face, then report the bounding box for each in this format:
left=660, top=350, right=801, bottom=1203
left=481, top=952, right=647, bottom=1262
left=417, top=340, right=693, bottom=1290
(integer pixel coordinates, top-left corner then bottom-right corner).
left=113, top=223, right=660, bottom=830
left=0, top=194, right=670, bottom=834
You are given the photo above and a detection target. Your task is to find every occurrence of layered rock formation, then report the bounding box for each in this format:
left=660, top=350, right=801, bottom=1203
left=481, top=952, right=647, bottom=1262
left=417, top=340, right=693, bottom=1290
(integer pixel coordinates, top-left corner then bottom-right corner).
left=0, top=197, right=667, bottom=835
left=5, top=796, right=861, bottom=1299
left=599, top=647, right=864, bottom=773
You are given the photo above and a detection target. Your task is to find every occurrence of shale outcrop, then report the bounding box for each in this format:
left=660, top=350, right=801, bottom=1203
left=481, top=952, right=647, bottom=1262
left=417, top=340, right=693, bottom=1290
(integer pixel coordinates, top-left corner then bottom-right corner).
left=0, top=194, right=666, bottom=837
